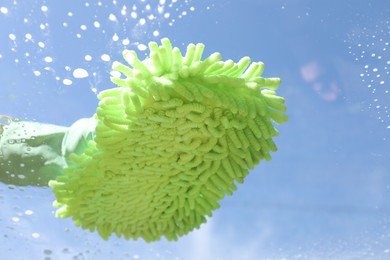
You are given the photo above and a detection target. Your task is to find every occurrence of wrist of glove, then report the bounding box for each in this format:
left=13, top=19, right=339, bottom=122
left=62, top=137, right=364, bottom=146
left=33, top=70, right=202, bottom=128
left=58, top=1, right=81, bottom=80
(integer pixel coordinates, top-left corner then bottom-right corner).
left=0, top=120, right=69, bottom=186
left=0, top=117, right=96, bottom=186
left=61, top=117, right=97, bottom=163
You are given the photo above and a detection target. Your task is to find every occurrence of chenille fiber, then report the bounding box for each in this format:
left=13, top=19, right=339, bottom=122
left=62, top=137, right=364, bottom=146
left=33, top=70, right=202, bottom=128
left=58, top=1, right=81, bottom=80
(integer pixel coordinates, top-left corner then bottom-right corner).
left=49, top=38, right=287, bottom=241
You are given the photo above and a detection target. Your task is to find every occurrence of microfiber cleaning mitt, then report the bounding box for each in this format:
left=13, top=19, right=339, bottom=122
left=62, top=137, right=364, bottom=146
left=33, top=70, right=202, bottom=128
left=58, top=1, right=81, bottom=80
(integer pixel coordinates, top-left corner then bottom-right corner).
left=49, top=38, right=288, bottom=242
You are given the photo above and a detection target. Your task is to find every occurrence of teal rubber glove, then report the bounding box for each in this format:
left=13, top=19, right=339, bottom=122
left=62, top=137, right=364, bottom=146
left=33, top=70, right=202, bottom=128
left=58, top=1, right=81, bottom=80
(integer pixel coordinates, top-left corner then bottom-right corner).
left=0, top=117, right=96, bottom=186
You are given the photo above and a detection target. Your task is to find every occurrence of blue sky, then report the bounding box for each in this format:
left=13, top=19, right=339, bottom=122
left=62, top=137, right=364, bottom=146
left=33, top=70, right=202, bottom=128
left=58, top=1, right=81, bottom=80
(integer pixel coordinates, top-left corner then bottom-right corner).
left=1, top=0, right=390, bottom=259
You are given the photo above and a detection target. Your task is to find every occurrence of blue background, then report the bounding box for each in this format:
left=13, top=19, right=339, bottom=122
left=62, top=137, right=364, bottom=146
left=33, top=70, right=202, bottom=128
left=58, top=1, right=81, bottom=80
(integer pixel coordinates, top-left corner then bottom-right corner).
left=1, top=0, right=390, bottom=259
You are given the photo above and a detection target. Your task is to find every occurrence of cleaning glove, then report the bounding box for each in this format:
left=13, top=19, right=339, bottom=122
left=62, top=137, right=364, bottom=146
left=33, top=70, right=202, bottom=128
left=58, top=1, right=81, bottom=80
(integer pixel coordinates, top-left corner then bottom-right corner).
left=49, top=38, right=287, bottom=241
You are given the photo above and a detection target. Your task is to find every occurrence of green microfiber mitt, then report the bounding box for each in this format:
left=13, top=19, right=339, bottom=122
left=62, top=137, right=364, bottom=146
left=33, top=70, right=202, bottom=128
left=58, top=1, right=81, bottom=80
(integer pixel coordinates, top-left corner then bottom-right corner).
left=49, top=38, right=287, bottom=242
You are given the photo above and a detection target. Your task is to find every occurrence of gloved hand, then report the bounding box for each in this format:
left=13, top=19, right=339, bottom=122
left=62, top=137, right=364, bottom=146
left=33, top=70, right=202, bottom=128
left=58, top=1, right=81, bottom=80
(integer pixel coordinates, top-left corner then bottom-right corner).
left=0, top=120, right=69, bottom=186
left=0, top=117, right=96, bottom=186
left=61, top=117, right=97, bottom=163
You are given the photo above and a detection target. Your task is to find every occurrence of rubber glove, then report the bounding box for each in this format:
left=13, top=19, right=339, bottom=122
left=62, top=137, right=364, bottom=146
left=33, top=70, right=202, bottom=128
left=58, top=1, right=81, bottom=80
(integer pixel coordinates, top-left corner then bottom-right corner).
left=61, top=117, right=96, bottom=164
left=0, top=119, right=68, bottom=186
left=0, top=117, right=96, bottom=186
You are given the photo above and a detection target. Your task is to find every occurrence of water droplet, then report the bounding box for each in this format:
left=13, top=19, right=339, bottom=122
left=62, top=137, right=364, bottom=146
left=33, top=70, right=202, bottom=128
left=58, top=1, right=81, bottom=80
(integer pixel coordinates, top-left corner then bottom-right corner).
left=31, top=232, right=40, bottom=239
left=43, top=249, right=52, bottom=255
left=44, top=56, right=53, bottom=63
left=121, top=5, right=127, bottom=15
left=137, top=44, right=147, bottom=51
left=101, top=54, right=110, bottom=62
left=139, top=18, right=146, bottom=25
left=0, top=6, right=9, bottom=14
left=73, top=68, right=89, bottom=78
left=17, top=174, right=25, bottom=179
left=108, top=13, right=117, bottom=21
left=63, top=79, right=72, bottom=86
left=122, top=38, right=130, bottom=46
left=9, top=34, right=16, bottom=41
left=25, top=33, right=32, bottom=40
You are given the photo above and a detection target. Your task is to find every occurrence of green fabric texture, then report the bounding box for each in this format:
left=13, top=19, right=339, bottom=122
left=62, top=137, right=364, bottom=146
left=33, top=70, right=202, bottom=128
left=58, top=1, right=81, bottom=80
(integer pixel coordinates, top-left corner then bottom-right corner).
left=49, top=38, right=288, bottom=241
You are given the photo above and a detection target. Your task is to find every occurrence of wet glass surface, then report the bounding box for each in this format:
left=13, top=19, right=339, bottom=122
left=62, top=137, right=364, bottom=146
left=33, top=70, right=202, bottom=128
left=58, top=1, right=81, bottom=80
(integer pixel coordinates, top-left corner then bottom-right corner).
left=1, top=0, right=390, bottom=259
